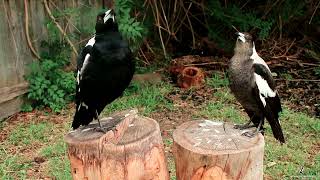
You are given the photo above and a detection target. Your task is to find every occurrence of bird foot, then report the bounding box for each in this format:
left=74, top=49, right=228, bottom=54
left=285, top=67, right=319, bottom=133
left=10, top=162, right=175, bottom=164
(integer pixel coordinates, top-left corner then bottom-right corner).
left=94, top=126, right=107, bottom=133
left=234, top=123, right=255, bottom=130
left=241, top=129, right=263, bottom=138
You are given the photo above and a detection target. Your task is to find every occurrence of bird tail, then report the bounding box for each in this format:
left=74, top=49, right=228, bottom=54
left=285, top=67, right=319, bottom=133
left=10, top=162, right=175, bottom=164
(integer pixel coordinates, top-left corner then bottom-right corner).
left=265, top=96, right=285, bottom=143
left=72, top=104, right=95, bottom=129
left=268, top=117, right=285, bottom=143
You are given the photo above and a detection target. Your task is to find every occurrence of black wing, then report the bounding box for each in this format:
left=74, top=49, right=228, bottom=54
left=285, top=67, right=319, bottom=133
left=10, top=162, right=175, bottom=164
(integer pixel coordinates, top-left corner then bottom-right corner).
left=73, top=44, right=95, bottom=129
left=253, top=63, right=285, bottom=143
left=72, top=34, right=134, bottom=129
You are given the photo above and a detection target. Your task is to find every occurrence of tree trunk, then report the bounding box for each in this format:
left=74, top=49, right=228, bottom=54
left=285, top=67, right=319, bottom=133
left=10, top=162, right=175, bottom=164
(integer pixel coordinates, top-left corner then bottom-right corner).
left=173, top=120, right=264, bottom=180
left=65, top=109, right=169, bottom=180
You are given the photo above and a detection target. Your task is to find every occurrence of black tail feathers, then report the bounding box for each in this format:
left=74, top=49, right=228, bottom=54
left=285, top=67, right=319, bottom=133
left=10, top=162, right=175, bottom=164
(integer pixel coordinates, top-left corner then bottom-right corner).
left=269, top=118, right=285, bottom=143
left=72, top=105, right=95, bottom=129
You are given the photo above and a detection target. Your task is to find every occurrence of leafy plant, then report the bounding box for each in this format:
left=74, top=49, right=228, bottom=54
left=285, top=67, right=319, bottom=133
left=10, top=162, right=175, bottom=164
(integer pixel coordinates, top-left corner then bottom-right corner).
left=25, top=42, right=75, bottom=112
left=115, top=0, right=146, bottom=50
left=206, top=73, right=229, bottom=88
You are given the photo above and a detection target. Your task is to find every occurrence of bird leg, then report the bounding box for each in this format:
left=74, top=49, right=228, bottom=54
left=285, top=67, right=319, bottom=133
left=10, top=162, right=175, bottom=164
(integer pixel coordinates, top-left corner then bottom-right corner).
left=94, top=110, right=107, bottom=133
left=241, top=119, right=263, bottom=138
left=234, top=120, right=255, bottom=130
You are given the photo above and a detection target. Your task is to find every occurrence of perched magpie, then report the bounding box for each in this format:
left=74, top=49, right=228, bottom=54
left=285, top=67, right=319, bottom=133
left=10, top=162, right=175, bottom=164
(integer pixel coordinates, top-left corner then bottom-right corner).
left=72, top=9, right=135, bottom=130
left=229, top=32, right=285, bottom=143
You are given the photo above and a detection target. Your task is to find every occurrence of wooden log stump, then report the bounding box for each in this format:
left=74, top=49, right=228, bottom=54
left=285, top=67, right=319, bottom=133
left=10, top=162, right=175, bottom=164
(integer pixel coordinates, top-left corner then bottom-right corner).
left=173, top=120, right=264, bottom=180
left=65, top=109, right=169, bottom=180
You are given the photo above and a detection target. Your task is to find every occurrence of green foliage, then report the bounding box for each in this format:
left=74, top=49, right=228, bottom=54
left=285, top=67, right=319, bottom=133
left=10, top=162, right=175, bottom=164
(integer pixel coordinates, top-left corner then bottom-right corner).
left=8, top=122, right=54, bottom=146
left=206, top=73, right=229, bottom=88
left=20, top=103, right=33, bottom=112
left=314, top=67, right=320, bottom=77
left=25, top=42, right=75, bottom=112
left=207, top=1, right=274, bottom=51
left=115, top=0, right=146, bottom=50
left=102, top=81, right=173, bottom=115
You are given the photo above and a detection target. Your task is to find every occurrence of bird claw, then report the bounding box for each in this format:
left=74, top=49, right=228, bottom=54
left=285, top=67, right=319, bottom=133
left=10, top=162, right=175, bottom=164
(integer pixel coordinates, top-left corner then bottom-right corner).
left=94, top=127, right=107, bottom=133
left=234, top=123, right=255, bottom=130
left=241, top=129, right=263, bottom=138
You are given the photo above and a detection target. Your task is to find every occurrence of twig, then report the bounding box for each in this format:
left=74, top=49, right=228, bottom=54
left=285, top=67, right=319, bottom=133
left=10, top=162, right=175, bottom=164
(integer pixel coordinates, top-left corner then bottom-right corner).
left=144, top=40, right=155, bottom=54
left=139, top=48, right=150, bottom=65
left=153, top=0, right=167, bottom=57
left=174, top=2, right=192, bottom=35
left=184, top=62, right=228, bottom=67
left=309, top=0, right=320, bottom=24
left=43, top=0, right=78, bottom=55
left=184, top=3, right=195, bottom=48
left=49, top=0, right=81, bottom=33
left=24, top=0, right=41, bottom=59
left=240, top=0, right=251, bottom=9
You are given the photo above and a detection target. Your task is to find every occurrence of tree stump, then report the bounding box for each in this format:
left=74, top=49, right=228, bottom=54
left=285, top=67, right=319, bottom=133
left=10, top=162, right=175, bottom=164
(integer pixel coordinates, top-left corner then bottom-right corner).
left=172, top=120, right=264, bottom=180
left=65, top=109, right=169, bottom=180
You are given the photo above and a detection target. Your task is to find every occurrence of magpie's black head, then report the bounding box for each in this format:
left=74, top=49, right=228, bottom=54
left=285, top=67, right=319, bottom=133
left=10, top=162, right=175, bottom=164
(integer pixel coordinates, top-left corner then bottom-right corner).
left=95, top=9, right=117, bottom=33
left=234, top=32, right=254, bottom=55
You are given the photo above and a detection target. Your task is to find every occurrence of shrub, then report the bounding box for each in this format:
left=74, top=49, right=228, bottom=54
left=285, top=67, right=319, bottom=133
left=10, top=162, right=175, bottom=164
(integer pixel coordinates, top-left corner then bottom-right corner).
left=25, top=43, right=75, bottom=112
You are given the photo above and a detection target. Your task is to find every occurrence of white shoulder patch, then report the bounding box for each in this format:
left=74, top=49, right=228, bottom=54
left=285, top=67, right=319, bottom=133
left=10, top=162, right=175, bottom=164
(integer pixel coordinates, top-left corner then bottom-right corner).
left=251, top=44, right=270, bottom=72
left=254, top=73, right=276, bottom=106
left=86, top=36, right=95, bottom=47
left=80, top=54, right=90, bottom=75
left=76, top=70, right=81, bottom=84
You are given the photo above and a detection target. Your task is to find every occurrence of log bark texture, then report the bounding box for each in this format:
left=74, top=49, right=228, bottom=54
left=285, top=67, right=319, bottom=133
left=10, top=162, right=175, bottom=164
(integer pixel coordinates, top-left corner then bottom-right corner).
left=173, top=120, right=264, bottom=180
left=65, top=109, right=169, bottom=180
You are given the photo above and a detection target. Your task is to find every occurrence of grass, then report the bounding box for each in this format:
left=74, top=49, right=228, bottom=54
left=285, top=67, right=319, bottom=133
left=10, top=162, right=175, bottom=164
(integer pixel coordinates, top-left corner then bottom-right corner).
left=0, top=73, right=319, bottom=179
left=102, top=81, right=173, bottom=115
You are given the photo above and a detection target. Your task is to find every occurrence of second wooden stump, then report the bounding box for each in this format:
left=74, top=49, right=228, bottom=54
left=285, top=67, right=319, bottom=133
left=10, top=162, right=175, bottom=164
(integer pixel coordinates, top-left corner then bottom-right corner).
left=173, top=120, right=264, bottom=180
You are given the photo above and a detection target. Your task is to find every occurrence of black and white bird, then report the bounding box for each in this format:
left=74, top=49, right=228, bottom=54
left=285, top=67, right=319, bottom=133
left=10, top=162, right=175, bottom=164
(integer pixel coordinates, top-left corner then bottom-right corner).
left=72, top=9, right=135, bottom=130
left=229, top=32, right=285, bottom=143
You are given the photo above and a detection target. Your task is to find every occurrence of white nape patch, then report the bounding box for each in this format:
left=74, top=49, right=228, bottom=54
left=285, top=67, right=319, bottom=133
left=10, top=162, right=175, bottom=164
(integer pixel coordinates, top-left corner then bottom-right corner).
left=238, top=32, right=246, bottom=42
left=86, top=36, right=95, bottom=47
left=103, top=10, right=115, bottom=23
left=254, top=73, right=276, bottom=106
left=251, top=43, right=271, bottom=72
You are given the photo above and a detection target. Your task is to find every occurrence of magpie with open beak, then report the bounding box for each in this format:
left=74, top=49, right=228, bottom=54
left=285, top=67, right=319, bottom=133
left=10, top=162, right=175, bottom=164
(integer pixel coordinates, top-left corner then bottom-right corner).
left=229, top=32, right=285, bottom=143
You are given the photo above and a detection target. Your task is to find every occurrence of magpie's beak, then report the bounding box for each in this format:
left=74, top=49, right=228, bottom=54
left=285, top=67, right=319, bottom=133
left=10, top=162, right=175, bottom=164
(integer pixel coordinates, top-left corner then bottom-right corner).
left=235, top=32, right=240, bottom=36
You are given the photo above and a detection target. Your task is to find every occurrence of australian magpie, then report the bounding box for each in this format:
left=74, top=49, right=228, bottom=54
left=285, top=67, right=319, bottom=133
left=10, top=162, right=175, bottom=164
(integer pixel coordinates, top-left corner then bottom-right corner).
left=72, top=9, right=135, bottom=130
left=228, top=32, right=285, bottom=143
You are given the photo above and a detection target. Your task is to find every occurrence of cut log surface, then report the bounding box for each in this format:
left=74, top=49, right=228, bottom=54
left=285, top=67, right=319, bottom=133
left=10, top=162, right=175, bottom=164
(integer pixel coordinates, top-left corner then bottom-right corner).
left=173, top=120, right=264, bottom=180
left=65, top=109, right=169, bottom=180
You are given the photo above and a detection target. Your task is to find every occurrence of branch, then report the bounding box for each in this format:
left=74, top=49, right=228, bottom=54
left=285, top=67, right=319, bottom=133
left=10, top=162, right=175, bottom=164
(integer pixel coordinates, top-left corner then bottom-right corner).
left=43, top=0, right=78, bottom=56
left=24, top=0, right=41, bottom=59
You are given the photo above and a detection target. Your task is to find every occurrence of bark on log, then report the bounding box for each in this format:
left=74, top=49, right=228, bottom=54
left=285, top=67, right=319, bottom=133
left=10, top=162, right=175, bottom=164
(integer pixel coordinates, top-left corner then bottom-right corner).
left=65, top=109, right=169, bottom=180
left=173, top=120, right=264, bottom=180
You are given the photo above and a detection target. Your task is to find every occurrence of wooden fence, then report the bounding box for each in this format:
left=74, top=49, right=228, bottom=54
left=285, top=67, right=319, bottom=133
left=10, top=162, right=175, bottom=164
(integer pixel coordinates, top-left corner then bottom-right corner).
left=0, top=0, right=105, bottom=119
